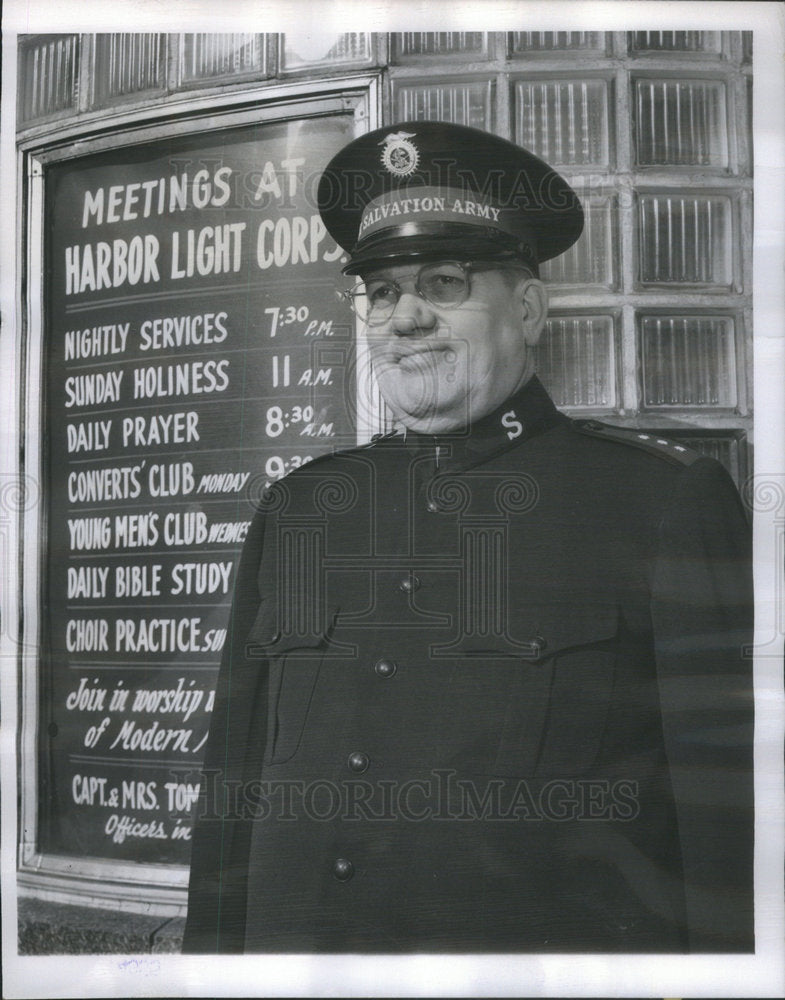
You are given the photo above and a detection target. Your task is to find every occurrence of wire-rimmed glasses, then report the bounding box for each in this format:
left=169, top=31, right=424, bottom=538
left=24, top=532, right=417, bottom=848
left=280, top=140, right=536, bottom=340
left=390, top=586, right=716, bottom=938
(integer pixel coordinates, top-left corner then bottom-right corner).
left=338, top=260, right=529, bottom=326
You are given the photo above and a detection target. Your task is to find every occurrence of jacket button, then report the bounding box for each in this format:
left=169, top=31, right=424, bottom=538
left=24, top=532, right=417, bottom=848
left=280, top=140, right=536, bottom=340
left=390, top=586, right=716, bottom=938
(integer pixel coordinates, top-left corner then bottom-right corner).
left=347, top=751, right=369, bottom=773
left=399, top=574, right=420, bottom=593
left=522, top=635, right=547, bottom=658
left=332, top=858, right=354, bottom=882
left=374, top=657, right=397, bottom=678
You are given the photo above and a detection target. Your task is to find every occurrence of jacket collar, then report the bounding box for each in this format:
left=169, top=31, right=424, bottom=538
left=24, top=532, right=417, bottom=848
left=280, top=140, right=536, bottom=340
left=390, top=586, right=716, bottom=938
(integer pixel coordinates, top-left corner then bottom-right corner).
left=396, top=376, right=565, bottom=472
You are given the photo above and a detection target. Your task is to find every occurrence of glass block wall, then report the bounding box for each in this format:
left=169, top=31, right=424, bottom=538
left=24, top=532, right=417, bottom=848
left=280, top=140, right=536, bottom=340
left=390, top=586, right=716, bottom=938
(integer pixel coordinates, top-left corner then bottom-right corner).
left=16, top=31, right=753, bottom=481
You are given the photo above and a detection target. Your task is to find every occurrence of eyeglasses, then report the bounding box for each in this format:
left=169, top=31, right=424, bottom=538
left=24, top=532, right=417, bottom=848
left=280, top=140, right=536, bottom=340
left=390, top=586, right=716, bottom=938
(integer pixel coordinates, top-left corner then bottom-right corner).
left=338, top=260, right=530, bottom=326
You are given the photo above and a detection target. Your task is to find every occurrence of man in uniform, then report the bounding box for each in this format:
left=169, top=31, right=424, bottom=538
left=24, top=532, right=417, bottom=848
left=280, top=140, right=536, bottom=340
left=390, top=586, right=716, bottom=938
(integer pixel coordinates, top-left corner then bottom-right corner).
left=184, top=121, right=753, bottom=954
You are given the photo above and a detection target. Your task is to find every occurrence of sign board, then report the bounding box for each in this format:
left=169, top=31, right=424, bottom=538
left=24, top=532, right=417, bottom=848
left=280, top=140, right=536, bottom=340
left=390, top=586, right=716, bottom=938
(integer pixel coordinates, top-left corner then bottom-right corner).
left=38, top=112, right=357, bottom=869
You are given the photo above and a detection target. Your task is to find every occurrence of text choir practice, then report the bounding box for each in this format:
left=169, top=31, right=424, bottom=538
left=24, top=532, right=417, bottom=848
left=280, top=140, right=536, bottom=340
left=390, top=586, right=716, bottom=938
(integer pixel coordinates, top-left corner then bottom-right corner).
left=42, top=117, right=356, bottom=864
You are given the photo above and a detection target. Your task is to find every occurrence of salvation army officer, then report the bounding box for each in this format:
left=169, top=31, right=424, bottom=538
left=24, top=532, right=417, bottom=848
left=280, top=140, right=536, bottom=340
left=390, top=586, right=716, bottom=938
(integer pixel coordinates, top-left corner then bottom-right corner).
left=183, top=121, right=753, bottom=953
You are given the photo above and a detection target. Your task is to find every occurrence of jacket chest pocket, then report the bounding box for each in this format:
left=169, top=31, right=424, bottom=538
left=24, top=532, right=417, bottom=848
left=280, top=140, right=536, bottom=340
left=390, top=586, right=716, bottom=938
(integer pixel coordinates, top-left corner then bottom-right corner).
left=246, top=603, right=339, bottom=766
left=492, top=604, right=618, bottom=778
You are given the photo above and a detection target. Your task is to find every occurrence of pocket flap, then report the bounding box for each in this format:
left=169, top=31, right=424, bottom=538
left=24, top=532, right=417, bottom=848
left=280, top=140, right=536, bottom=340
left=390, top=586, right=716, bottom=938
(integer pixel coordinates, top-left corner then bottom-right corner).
left=246, top=603, right=340, bottom=654
left=523, top=603, right=618, bottom=660
left=436, top=603, right=618, bottom=660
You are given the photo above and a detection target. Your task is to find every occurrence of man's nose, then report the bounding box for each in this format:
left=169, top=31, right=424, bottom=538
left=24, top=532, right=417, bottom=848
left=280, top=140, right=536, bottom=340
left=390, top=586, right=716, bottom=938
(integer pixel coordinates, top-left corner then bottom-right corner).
left=388, top=291, right=437, bottom=336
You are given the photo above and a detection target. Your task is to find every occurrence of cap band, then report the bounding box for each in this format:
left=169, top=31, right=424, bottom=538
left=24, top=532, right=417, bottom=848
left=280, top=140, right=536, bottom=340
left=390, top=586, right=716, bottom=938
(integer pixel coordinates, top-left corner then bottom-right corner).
left=356, top=186, right=532, bottom=245
left=318, top=121, right=584, bottom=267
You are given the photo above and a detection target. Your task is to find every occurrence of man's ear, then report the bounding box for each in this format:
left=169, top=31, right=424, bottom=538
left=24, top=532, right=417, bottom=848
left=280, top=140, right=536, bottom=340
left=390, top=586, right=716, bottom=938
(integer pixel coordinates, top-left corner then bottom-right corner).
left=517, top=277, right=548, bottom=347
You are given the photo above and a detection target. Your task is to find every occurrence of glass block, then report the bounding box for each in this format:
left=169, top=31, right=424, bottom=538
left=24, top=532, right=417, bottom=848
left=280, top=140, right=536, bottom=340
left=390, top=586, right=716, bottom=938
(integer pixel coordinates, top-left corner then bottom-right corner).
left=19, top=35, right=78, bottom=121
left=638, top=194, right=732, bottom=285
left=281, top=32, right=370, bottom=69
left=93, top=34, right=164, bottom=103
left=540, top=197, right=615, bottom=287
left=634, top=78, right=728, bottom=166
left=509, top=31, right=606, bottom=53
left=394, top=79, right=492, bottom=129
left=639, top=315, right=737, bottom=407
left=394, top=32, right=487, bottom=58
left=514, top=79, right=609, bottom=167
left=628, top=31, right=721, bottom=53
left=535, top=315, right=616, bottom=408
left=181, top=34, right=264, bottom=82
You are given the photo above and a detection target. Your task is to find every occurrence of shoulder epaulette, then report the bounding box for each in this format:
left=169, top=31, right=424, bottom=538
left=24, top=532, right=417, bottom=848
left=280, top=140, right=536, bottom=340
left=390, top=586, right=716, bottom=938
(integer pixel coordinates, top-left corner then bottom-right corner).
left=572, top=419, right=702, bottom=467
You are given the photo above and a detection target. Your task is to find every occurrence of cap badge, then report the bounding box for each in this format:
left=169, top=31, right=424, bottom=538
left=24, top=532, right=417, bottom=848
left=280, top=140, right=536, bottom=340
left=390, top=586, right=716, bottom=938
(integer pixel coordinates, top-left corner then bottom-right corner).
left=379, top=131, right=419, bottom=177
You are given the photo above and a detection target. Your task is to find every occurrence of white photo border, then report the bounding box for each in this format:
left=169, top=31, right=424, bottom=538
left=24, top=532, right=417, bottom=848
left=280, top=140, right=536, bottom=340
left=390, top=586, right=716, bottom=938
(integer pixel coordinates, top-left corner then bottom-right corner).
left=1, top=2, right=783, bottom=997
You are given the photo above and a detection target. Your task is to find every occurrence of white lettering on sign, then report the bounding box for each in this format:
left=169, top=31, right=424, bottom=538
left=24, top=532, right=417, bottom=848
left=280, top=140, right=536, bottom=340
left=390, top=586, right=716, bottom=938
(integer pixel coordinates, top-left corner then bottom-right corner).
left=109, top=721, right=193, bottom=754
left=114, top=564, right=162, bottom=598
left=104, top=813, right=169, bottom=844
left=132, top=360, right=230, bottom=399
left=195, top=471, right=251, bottom=494
left=64, top=323, right=129, bottom=360
left=72, top=774, right=109, bottom=805
left=68, top=566, right=110, bottom=599
left=121, top=411, right=199, bottom=448
left=169, top=561, right=233, bottom=596
left=68, top=517, right=112, bottom=551
left=67, top=420, right=112, bottom=453
left=64, top=370, right=123, bottom=408
left=114, top=512, right=160, bottom=548
left=256, top=214, right=342, bottom=268
left=164, top=782, right=200, bottom=813
left=252, top=158, right=306, bottom=201
left=163, top=511, right=208, bottom=546
left=130, top=676, right=204, bottom=722
left=138, top=312, right=228, bottom=351
left=65, top=676, right=108, bottom=711
left=65, top=237, right=160, bottom=295
left=170, top=223, right=246, bottom=279
left=207, top=520, right=250, bottom=544
left=66, top=620, right=110, bottom=652
left=81, top=168, right=233, bottom=227
left=67, top=465, right=143, bottom=503
left=114, top=617, right=223, bottom=654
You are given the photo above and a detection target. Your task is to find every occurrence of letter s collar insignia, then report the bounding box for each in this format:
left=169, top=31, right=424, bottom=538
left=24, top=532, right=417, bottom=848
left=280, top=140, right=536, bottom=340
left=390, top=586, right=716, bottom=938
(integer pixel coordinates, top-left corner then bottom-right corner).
left=379, top=131, right=420, bottom=177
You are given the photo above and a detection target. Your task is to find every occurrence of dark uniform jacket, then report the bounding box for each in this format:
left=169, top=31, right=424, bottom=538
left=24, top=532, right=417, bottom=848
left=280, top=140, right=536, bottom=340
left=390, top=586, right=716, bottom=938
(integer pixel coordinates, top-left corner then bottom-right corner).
left=183, top=377, right=753, bottom=954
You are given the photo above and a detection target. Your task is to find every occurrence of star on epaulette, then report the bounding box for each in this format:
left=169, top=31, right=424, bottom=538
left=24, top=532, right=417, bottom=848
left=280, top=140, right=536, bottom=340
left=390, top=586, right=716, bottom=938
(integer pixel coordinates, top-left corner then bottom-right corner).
left=573, top=420, right=701, bottom=467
